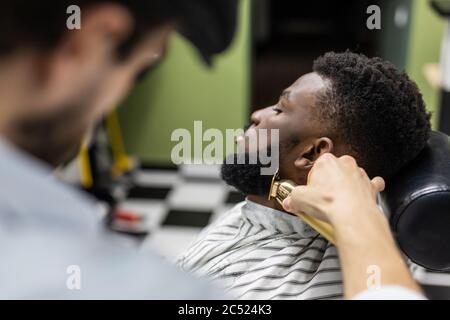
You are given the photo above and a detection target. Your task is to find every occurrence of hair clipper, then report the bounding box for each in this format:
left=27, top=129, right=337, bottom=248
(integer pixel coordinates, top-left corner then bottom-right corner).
left=268, top=170, right=336, bottom=244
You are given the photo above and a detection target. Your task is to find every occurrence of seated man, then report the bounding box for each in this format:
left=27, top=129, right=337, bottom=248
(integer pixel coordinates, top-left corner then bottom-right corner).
left=177, top=51, right=431, bottom=300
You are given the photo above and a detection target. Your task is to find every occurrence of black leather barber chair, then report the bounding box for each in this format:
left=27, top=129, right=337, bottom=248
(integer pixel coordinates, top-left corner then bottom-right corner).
left=383, top=131, right=450, bottom=272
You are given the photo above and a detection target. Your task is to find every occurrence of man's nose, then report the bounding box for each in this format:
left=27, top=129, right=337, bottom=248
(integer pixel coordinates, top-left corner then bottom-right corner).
left=250, top=106, right=272, bottom=125
left=250, top=109, right=261, bottom=126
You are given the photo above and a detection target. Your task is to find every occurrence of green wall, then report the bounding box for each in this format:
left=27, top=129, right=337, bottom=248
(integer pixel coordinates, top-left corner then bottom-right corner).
left=406, top=0, right=445, bottom=128
left=378, top=0, right=445, bottom=128
left=118, top=0, right=250, bottom=164
left=377, top=0, right=412, bottom=70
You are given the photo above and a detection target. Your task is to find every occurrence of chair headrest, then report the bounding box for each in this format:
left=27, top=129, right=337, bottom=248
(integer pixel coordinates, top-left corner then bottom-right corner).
left=383, top=131, right=450, bottom=271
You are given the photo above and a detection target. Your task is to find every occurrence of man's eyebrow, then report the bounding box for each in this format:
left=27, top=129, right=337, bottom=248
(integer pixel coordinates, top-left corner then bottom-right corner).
left=280, top=90, right=291, bottom=100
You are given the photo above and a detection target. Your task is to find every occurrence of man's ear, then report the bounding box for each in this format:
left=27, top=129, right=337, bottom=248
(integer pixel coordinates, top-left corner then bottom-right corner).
left=32, top=4, right=133, bottom=110
left=294, top=137, right=334, bottom=171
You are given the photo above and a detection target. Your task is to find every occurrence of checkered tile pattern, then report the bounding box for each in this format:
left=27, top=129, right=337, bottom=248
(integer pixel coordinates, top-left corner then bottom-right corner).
left=117, top=163, right=450, bottom=299
left=117, top=164, right=245, bottom=260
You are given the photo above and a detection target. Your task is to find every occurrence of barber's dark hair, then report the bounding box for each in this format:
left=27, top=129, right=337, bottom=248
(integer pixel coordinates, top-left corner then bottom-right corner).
left=313, top=51, right=431, bottom=178
left=0, top=1, right=178, bottom=58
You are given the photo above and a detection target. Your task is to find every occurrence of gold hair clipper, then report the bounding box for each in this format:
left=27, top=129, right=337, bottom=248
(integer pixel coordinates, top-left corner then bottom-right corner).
left=269, top=170, right=336, bottom=244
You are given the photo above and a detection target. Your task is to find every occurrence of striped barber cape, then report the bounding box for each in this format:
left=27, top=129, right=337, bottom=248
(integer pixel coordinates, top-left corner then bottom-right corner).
left=177, top=200, right=343, bottom=300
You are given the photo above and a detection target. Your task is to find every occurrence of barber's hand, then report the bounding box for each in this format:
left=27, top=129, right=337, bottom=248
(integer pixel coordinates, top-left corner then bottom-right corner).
left=282, top=153, right=385, bottom=225
left=282, top=154, right=423, bottom=299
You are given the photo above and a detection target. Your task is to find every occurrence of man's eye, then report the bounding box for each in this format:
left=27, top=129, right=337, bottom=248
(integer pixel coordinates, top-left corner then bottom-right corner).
left=272, top=107, right=282, bottom=114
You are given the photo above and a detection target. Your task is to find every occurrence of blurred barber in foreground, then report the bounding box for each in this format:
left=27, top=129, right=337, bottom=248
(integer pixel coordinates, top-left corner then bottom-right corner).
left=0, top=0, right=237, bottom=298
left=282, top=154, right=426, bottom=300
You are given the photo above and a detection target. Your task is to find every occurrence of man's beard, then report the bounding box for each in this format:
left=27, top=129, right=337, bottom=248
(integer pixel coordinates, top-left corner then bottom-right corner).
left=5, top=77, right=102, bottom=168
left=8, top=101, right=93, bottom=168
left=221, top=152, right=276, bottom=197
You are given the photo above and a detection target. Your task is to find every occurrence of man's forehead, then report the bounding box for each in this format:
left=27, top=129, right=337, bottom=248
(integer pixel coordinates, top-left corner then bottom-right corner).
left=283, top=72, right=327, bottom=101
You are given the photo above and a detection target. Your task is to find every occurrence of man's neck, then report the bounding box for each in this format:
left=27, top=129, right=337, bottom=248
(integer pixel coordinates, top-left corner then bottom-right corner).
left=247, top=194, right=286, bottom=212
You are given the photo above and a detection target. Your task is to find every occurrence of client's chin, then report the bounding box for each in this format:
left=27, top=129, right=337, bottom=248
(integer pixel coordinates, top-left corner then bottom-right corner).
left=221, top=153, right=274, bottom=197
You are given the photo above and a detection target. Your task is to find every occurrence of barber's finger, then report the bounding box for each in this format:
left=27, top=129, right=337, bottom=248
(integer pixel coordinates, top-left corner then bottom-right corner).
left=313, top=153, right=338, bottom=172
left=359, top=167, right=377, bottom=188
left=282, top=186, right=314, bottom=213
left=307, top=153, right=337, bottom=183
left=317, top=152, right=336, bottom=163
left=359, top=167, right=368, bottom=178
left=339, top=155, right=358, bottom=169
left=283, top=187, right=329, bottom=222
left=371, top=176, right=385, bottom=193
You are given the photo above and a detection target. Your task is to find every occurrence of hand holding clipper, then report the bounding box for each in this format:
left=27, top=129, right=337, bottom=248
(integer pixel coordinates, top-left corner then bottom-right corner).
left=272, top=154, right=385, bottom=246
left=268, top=169, right=336, bottom=244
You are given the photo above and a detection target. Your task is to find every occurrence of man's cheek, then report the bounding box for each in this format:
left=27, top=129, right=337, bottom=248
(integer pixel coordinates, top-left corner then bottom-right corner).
left=91, top=70, right=134, bottom=120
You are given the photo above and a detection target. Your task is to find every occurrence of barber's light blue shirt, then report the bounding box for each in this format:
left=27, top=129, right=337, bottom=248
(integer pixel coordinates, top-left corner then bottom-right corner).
left=354, top=287, right=426, bottom=300
left=0, top=139, right=221, bottom=299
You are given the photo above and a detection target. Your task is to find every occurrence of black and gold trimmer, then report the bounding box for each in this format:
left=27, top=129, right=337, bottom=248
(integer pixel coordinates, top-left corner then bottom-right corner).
left=268, top=169, right=336, bottom=244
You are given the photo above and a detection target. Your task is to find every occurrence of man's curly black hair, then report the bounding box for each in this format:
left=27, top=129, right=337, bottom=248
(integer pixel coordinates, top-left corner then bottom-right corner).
left=313, top=51, right=431, bottom=179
